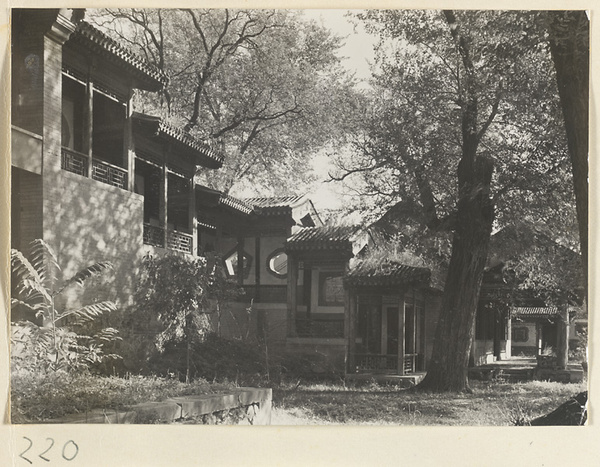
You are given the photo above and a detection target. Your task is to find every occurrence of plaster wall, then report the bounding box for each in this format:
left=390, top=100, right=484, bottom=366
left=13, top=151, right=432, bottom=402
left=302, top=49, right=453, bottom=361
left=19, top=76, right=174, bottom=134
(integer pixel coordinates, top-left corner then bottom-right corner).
left=44, top=169, right=144, bottom=310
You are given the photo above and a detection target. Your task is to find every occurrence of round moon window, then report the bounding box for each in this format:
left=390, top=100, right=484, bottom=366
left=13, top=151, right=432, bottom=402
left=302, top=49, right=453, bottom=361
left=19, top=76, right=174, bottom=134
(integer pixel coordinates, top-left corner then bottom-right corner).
left=267, top=250, right=288, bottom=277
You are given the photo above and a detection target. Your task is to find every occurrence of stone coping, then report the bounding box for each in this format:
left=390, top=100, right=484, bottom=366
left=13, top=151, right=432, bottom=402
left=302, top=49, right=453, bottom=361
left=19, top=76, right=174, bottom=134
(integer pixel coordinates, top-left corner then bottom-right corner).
left=43, top=388, right=272, bottom=425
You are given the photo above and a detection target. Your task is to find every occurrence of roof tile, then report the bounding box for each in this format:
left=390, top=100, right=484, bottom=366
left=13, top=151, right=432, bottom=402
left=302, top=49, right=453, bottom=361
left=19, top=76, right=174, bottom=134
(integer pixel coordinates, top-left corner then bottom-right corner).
left=286, top=225, right=359, bottom=251
left=511, top=307, right=560, bottom=317
left=71, top=22, right=167, bottom=90
left=345, top=260, right=430, bottom=287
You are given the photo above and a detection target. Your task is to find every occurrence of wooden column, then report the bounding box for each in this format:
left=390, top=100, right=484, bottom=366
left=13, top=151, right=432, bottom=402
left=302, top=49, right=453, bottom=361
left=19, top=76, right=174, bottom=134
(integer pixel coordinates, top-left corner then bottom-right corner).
left=344, top=289, right=354, bottom=374
left=506, top=316, right=512, bottom=359
left=287, top=254, right=298, bottom=337
left=83, top=68, right=94, bottom=177
left=536, top=323, right=542, bottom=357
left=189, top=178, right=197, bottom=255
left=556, top=305, right=570, bottom=369
left=380, top=304, right=388, bottom=355
left=398, top=296, right=406, bottom=376
left=160, top=162, right=168, bottom=248
left=124, top=86, right=135, bottom=192
left=254, top=237, right=261, bottom=302
left=304, top=268, right=312, bottom=319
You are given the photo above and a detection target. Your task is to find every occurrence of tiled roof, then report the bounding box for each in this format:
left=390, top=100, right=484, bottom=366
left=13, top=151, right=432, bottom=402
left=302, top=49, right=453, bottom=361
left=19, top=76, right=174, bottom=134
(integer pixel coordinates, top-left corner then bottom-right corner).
left=245, top=195, right=305, bottom=208
left=132, top=113, right=223, bottom=169
left=195, top=185, right=253, bottom=215
left=286, top=225, right=359, bottom=251
left=219, top=193, right=254, bottom=215
left=345, top=261, right=431, bottom=287
left=511, top=307, right=560, bottom=317
left=70, top=22, right=167, bottom=91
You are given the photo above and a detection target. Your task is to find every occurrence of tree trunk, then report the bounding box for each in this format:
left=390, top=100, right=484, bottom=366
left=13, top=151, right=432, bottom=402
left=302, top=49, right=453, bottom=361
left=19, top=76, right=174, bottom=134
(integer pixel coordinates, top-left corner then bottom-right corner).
left=418, top=10, right=496, bottom=392
left=548, top=11, right=589, bottom=287
left=418, top=185, right=494, bottom=391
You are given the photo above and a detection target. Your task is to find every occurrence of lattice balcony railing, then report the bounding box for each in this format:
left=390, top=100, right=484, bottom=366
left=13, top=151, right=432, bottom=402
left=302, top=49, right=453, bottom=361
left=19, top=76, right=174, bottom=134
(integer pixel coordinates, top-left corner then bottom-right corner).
left=61, top=148, right=128, bottom=190
left=92, top=159, right=127, bottom=189
left=167, top=229, right=193, bottom=254
left=61, top=147, right=88, bottom=177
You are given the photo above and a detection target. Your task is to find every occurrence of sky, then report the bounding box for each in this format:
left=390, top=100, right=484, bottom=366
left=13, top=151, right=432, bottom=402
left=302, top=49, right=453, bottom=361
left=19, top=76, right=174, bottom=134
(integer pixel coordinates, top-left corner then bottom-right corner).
left=296, top=10, right=377, bottom=215
left=301, top=9, right=376, bottom=84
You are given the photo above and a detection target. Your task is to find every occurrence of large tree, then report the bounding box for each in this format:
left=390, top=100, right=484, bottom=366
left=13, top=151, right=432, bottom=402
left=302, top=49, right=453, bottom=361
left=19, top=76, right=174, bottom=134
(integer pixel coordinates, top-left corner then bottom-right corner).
left=89, top=9, right=362, bottom=194
left=334, top=10, right=580, bottom=391
left=547, top=11, right=589, bottom=287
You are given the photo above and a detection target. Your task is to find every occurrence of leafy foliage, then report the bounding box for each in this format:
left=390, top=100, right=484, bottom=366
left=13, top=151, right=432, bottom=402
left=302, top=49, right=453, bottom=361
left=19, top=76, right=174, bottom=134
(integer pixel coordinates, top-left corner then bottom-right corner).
left=11, top=372, right=232, bottom=423
left=10, top=240, right=121, bottom=373
left=88, top=8, right=363, bottom=194
left=132, top=253, right=242, bottom=381
left=331, top=10, right=583, bottom=391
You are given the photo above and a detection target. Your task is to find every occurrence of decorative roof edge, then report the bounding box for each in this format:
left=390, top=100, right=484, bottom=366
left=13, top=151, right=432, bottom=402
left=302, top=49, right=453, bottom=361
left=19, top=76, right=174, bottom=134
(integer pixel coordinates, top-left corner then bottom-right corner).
left=72, top=21, right=168, bottom=89
left=219, top=194, right=254, bottom=215
left=157, top=121, right=223, bottom=167
left=132, top=113, right=223, bottom=168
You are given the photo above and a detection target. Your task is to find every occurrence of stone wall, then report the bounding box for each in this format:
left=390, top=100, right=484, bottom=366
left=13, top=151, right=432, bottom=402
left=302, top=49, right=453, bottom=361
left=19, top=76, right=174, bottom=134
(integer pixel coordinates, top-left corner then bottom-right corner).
left=46, top=388, right=272, bottom=425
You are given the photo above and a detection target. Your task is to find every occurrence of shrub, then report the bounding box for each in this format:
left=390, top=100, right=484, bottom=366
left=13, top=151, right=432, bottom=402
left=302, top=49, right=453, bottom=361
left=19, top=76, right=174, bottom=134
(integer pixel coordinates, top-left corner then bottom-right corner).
left=133, top=254, right=242, bottom=382
left=147, top=333, right=268, bottom=386
left=10, top=240, right=121, bottom=374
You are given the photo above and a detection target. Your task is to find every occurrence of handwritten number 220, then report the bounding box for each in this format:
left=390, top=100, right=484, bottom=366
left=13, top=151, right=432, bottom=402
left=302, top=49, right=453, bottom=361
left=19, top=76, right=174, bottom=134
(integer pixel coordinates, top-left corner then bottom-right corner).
left=19, top=437, right=78, bottom=464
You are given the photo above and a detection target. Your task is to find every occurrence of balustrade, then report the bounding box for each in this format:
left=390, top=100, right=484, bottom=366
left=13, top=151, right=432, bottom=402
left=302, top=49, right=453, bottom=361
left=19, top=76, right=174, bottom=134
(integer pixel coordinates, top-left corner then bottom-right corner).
left=61, top=147, right=88, bottom=176
left=167, top=229, right=193, bottom=254
left=354, top=354, right=398, bottom=372
left=92, top=159, right=127, bottom=189
left=61, top=147, right=127, bottom=190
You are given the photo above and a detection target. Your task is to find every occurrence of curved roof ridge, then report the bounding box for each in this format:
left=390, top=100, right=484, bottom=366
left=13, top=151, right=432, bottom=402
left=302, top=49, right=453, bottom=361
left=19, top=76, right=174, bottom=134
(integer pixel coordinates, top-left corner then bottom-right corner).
left=244, top=194, right=306, bottom=209
left=132, top=112, right=223, bottom=168
left=219, top=193, right=254, bottom=215
left=73, top=21, right=167, bottom=89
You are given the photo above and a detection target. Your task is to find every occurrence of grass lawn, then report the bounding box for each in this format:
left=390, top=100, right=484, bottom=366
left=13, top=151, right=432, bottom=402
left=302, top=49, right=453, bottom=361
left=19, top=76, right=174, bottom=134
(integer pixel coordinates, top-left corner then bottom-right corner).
left=271, top=379, right=587, bottom=425
left=11, top=371, right=236, bottom=423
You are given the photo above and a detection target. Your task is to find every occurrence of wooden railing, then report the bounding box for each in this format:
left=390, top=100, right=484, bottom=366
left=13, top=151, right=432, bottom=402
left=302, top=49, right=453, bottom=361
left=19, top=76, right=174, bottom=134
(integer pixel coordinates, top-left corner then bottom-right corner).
left=167, top=229, right=193, bottom=254
left=295, top=317, right=344, bottom=338
left=354, top=354, right=397, bottom=372
left=61, top=147, right=88, bottom=176
left=143, top=224, right=194, bottom=255
left=403, top=354, right=418, bottom=374
left=92, top=158, right=127, bottom=189
left=354, top=353, right=420, bottom=374
left=61, top=147, right=127, bottom=190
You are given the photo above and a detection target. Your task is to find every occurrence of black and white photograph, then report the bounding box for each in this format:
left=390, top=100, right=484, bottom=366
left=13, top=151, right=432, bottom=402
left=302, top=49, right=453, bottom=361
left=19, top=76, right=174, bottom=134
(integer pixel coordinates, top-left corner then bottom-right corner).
left=4, top=1, right=591, bottom=450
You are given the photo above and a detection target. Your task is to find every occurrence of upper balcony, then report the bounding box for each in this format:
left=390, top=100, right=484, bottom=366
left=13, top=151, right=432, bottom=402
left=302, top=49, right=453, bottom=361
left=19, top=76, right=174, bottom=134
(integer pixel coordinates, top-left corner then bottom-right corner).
left=61, top=147, right=128, bottom=190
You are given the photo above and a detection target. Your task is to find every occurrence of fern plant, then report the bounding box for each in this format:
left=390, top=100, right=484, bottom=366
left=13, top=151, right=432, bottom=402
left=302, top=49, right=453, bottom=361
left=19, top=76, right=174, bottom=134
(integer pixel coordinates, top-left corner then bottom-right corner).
left=10, top=239, right=122, bottom=373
